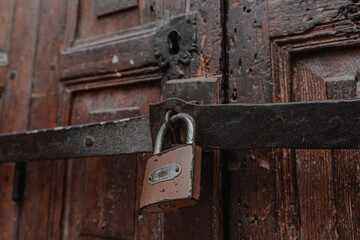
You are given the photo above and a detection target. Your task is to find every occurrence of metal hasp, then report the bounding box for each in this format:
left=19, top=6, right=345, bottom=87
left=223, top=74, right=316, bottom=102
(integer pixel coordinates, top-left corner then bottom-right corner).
left=150, top=98, right=360, bottom=150
left=154, top=13, right=197, bottom=79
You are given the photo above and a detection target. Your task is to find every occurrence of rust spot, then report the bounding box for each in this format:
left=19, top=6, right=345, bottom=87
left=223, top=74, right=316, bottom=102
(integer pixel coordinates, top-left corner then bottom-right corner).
left=232, top=2, right=240, bottom=7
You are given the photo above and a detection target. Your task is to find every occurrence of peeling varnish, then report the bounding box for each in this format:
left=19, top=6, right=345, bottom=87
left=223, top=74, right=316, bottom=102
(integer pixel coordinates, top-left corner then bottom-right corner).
left=111, top=55, right=119, bottom=64
left=259, top=160, right=270, bottom=170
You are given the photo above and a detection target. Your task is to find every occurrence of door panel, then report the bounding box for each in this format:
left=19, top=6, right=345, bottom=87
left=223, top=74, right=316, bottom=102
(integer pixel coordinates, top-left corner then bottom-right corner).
left=270, top=3, right=360, bottom=237
left=226, top=0, right=360, bottom=239
left=1, top=0, right=223, bottom=239
left=63, top=82, right=160, bottom=239
left=292, top=48, right=360, bottom=239
left=77, top=0, right=140, bottom=38
left=58, top=0, right=223, bottom=239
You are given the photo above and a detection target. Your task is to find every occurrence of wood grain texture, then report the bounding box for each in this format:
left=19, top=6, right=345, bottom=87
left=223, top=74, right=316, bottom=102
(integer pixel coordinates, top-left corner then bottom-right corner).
left=77, top=0, right=139, bottom=39
left=0, top=0, right=223, bottom=239
left=226, top=149, right=276, bottom=239
left=0, top=1, right=17, bottom=240
left=268, top=0, right=359, bottom=38
left=61, top=0, right=222, bottom=82
left=274, top=148, right=300, bottom=240
left=63, top=97, right=138, bottom=240
left=0, top=0, right=40, bottom=239
left=227, top=0, right=272, bottom=104
left=269, top=2, right=360, bottom=238
left=225, top=1, right=276, bottom=239
left=190, top=0, right=223, bottom=78
left=15, top=0, right=68, bottom=239
left=291, top=46, right=360, bottom=239
left=62, top=82, right=161, bottom=240
left=326, top=63, right=360, bottom=240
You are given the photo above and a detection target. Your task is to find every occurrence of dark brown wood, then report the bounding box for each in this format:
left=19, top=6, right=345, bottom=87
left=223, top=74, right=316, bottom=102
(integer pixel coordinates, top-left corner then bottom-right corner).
left=0, top=0, right=223, bottom=239
left=13, top=1, right=67, bottom=239
left=268, top=2, right=360, bottom=239
left=0, top=0, right=40, bottom=240
left=166, top=76, right=221, bottom=104
left=226, top=1, right=275, bottom=239
left=0, top=0, right=17, bottom=239
left=11, top=0, right=360, bottom=239
left=290, top=43, right=360, bottom=240
left=61, top=82, right=161, bottom=240
left=327, top=70, right=360, bottom=240
left=226, top=1, right=360, bottom=239
left=59, top=1, right=223, bottom=238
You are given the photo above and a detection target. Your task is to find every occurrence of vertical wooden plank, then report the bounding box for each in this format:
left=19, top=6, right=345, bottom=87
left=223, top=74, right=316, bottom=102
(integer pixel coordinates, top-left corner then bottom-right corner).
left=0, top=1, right=17, bottom=239
left=226, top=149, right=276, bottom=239
left=226, top=1, right=278, bottom=239
left=190, top=0, right=223, bottom=79
left=0, top=0, right=40, bottom=133
left=15, top=0, right=68, bottom=239
left=227, top=0, right=272, bottom=104
left=271, top=43, right=301, bottom=240
left=273, top=42, right=360, bottom=239
left=0, top=0, right=40, bottom=239
left=292, top=55, right=337, bottom=239
left=295, top=149, right=336, bottom=239
left=332, top=149, right=360, bottom=240
left=273, top=149, right=300, bottom=240
left=326, top=77, right=360, bottom=240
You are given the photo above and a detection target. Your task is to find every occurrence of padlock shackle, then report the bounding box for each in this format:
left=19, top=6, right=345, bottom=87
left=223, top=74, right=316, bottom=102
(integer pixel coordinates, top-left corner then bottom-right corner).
left=153, top=113, right=195, bottom=155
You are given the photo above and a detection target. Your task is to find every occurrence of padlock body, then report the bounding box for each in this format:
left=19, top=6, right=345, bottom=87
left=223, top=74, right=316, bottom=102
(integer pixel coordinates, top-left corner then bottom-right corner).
left=140, top=143, right=201, bottom=212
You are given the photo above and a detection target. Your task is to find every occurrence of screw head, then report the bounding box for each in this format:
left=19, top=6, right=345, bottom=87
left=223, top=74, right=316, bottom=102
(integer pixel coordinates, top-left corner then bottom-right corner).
left=85, top=136, right=94, bottom=147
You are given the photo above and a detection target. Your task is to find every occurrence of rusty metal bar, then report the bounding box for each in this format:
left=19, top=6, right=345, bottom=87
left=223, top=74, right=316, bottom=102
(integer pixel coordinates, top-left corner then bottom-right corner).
left=2, top=98, right=360, bottom=163
left=0, top=116, right=152, bottom=162
left=150, top=98, right=360, bottom=150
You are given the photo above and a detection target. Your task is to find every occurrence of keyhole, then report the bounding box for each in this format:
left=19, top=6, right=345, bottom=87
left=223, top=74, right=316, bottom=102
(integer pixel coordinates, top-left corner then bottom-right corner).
left=168, top=31, right=180, bottom=54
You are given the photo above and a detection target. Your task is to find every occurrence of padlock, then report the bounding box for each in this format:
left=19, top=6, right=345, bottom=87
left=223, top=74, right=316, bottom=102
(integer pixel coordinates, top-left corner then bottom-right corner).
left=140, top=112, right=201, bottom=212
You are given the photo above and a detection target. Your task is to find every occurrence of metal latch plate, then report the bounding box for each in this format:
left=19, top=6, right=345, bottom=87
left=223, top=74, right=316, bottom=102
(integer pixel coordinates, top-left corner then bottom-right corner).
left=148, top=163, right=181, bottom=184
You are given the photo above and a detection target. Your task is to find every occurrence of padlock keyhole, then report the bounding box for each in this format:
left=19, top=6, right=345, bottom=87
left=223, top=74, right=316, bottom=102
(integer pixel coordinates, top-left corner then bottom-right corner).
left=168, top=31, right=180, bottom=54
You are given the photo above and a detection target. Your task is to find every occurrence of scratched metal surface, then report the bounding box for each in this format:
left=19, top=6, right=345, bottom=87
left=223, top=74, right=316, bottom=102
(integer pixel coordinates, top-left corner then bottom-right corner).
left=150, top=98, right=360, bottom=150
left=2, top=98, right=360, bottom=162
left=0, top=116, right=152, bottom=162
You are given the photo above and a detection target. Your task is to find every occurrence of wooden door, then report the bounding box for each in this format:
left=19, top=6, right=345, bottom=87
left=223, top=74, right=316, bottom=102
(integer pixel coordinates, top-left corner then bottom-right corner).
left=225, top=0, right=360, bottom=239
left=0, top=0, right=223, bottom=239
left=1, top=0, right=360, bottom=239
